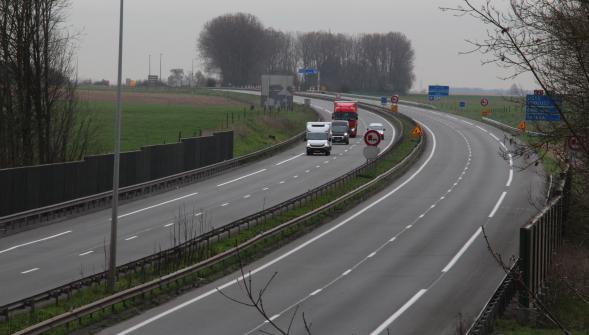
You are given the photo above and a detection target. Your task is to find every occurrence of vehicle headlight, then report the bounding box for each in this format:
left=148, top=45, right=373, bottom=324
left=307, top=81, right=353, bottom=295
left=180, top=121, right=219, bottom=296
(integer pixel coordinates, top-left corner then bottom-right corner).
left=344, top=132, right=348, bottom=136
left=351, top=128, right=356, bottom=131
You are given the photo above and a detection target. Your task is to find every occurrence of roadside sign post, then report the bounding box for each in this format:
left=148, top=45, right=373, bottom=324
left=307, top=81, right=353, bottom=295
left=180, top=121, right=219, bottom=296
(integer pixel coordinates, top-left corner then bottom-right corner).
left=411, top=124, right=423, bottom=140
left=364, top=130, right=381, bottom=147
left=363, top=146, right=380, bottom=161
left=459, top=101, right=466, bottom=110
left=480, top=98, right=489, bottom=118
left=391, top=95, right=399, bottom=104
left=380, top=96, right=388, bottom=105
left=525, top=95, right=562, bottom=121
left=428, top=85, right=450, bottom=101
left=363, top=130, right=381, bottom=162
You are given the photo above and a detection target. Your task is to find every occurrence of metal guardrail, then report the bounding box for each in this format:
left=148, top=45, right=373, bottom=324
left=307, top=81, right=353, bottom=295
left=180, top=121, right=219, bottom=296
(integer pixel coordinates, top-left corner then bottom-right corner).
left=0, top=128, right=308, bottom=237
left=315, top=91, right=438, bottom=110
left=482, top=117, right=546, bottom=137
left=4, top=102, right=423, bottom=335
left=468, top=260, right=521, bottom=335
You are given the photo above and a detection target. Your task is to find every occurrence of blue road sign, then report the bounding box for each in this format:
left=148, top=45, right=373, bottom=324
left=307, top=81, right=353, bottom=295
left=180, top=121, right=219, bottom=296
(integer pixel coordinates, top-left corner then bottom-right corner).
left=428, top=85, right=450, bottom=97
left=459, top=101, right=466, bottom=109
left=298, top=68, right=318, bottom=75
left=525, top=95, right=562, bottom=121
left=380, top=97, right=388, bottom=105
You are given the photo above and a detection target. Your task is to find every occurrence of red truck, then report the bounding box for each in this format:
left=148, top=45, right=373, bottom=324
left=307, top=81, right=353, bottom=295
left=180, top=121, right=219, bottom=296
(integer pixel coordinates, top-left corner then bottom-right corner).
left=332, top=101, right=359, bottom=137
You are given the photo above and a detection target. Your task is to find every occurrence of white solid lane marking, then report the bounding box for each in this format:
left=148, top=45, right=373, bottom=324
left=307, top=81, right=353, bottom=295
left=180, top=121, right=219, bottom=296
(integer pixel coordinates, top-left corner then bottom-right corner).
left=125, top=236, right=138, bottom=241
left=500, top=142, right=507, bottom=150
left=342, top=269, right=352, bottom=276
left=21, top=268, right=40, bottom=274
left=0, top=231, right=72, bottom=255
left=269, top=314, right=280, bottom=321
left=79, top=250, right=94, bottom=256
left=164, top=223, right=174, bottom=228
left=310, top=289, right=322, bottom=296
left=367, top=252, right=377, bottom=258
left=462, top=120, right=473, bottom=125
left=506, top=170, right=514, bottom=187
left=490, top=133, right=500, bottom=141
left=118, top=192, right=199, bottom=219
left=275, top=153, right=304, bottom=166
left=369, top=289, right=428, bottom=335
left=419, top=214, right=425, bottom=219
left=217, top=169, right=267, bottom=187
left=489, top=191, right=508, bottom=218
left=390, top=237, right=397, bottom=242
left=442, top=227, right=482, bottom=273
left=406, top=225, right=413, bottom=229
left=115, top=122, right=438, bottom=335
left=476, top=126, right=488, bottom=133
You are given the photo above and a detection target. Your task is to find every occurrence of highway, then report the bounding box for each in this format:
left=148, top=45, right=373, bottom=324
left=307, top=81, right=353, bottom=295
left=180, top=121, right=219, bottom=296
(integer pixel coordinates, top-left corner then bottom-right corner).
left=0, top=96, right=397, bottom=305
left=100, top=98, right=546, bottom=335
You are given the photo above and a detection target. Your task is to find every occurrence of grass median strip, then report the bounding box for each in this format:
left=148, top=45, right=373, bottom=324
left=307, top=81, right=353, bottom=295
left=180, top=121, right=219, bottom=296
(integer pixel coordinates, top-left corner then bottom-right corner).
left=0, top=114, right=420, bottom=335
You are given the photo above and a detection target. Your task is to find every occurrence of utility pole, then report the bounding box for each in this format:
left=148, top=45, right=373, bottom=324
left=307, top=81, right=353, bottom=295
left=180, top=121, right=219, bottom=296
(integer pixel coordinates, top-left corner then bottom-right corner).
left=109, top=0, right=125, bottom=292
left=149, top=54, right=151, bottom=76
left=159, top=53, right=163, bottom=85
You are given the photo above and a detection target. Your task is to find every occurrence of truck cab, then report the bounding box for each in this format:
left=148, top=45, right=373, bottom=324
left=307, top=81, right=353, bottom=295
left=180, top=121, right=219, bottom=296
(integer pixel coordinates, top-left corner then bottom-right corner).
left=306, top=122, right=332, bottom=156
left=333, top=101, right=359, bottom=137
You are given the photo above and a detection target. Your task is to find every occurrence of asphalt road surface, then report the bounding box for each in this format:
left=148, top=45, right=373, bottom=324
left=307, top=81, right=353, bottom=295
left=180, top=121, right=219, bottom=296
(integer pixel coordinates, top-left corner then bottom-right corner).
left=101, top=97, right=545, bottom=335
left=0, top=96, right=397, bottom=305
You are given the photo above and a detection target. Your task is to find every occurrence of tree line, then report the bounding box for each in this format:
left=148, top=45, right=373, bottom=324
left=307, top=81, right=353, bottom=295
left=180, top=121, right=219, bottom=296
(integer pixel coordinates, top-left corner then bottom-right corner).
left=198, top=13, right=415, bottom=93
left=0, top=0, right=92, bottom=169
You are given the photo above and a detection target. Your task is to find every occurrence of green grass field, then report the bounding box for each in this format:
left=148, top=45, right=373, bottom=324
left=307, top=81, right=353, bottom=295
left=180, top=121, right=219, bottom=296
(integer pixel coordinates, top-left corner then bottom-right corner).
left=79, top=89, right=314, bottom=157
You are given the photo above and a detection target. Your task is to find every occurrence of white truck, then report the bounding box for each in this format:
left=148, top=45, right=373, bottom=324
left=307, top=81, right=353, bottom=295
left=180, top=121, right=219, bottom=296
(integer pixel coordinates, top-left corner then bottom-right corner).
left=306, top=122, right=332, bottom=156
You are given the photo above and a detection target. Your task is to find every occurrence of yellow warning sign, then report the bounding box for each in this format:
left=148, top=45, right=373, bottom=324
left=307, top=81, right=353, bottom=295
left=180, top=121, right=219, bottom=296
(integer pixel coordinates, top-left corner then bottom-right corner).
left=390, top=104, right=398, bottom=113
left=518, top=121, right=526, bottom=132
left=481, top=108, right=490, bottom=117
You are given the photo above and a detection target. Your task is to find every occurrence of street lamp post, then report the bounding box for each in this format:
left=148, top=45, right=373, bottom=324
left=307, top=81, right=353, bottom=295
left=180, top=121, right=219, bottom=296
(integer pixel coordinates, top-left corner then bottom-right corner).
left=108, top=0, right=125, bottom=292
left=159, top=53, right=163, bottom=85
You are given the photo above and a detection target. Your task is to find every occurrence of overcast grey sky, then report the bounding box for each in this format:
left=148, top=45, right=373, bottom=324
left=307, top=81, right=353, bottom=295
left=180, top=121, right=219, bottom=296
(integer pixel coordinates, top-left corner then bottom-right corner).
left=68, top=0, right=534, bottom=91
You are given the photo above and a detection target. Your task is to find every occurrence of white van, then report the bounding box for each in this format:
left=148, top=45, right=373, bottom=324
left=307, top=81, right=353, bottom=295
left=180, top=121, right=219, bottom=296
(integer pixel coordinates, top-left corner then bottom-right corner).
left=306, top=122, right=332, bottom=156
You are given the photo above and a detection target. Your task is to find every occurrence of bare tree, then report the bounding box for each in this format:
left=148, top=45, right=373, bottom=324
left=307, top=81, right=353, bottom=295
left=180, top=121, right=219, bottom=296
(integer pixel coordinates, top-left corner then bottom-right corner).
left=198, top=13, right=269, bottom=86
left=0, top=0, right=93, bottom=168
left=443, top=1, right=588, bottom=172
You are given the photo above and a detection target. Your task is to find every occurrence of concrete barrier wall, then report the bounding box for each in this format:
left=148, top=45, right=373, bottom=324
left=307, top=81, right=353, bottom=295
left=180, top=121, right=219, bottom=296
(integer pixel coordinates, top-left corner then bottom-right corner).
left=0, top=131, right=233, bottom=216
